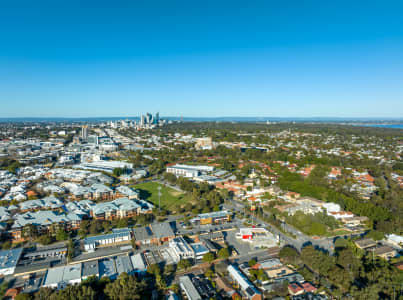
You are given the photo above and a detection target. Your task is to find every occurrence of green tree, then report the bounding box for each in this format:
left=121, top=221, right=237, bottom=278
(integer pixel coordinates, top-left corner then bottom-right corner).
left=117, top=218, right=129, bottom=228
left=279, top=246, right=300, bottom=265
left=113, top=168, right=124, bottom=177
left=15, top=293, right=32, bottom=300
left=248, top=259, right=257, bottom=267
left=89, top=220, right=102, bottom=235
left=366, top=230, right=385, bottom=241
left=204, top=268, right=215, bottom=280
left=202, top=252, right=215, bottom=263
left=37, top=234, right=53, bottom=245
left=218, top=247, right=230, bottom=259
left=1, top=240, right=12, bottom=250
left=147, top=264, right=161, bottom=276
left=67, top=239, right=75, bottom=261
left=104, top=272, right=147, bottom=300
left=177, top=259, right=192, bottom=270
left=33, top=287, right=53, bottom=300
left=163, top=263, right=175, bottom=276
left=50, top=284, right=97, bottom=300
left=0, top=281, right=9, bottom=299
left=56, top=228, right=68, bottom=241
left=78, top=220, right=89, bottom=237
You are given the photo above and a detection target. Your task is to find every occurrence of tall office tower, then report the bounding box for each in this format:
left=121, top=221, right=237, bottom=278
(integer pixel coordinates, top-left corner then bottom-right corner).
left=81, top=125, right=88, bottom=140
left=146, top=112, right=152, bottom=124
left=140, top=115, right=145, bottom=126
left=155, top=112, right=160, bottom=124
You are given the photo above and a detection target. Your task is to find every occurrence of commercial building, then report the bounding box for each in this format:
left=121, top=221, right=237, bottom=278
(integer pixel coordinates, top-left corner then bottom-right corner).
left=190, top=243, right=209, bottom=260
left=23, top=245, right=67, bottom=262
left=82, top=260, right=99, bottom=279
left=132, top=222, right=175, bottom=246
left=168, top=237, right=194, bottom=261
left=236, top=227, right=278, bottom=248
left=81, top=125, right=88, bottom=140
left=0, top=248, right=23, bottom=275
left=166, top=164, right=214, bottom=178
left=179, top=275, right=202, bottom=300
left=43, top=266, right=65, bottom=289
left=99, top=258, right=117, bottom=280
left=130, top=253, right=147, bottom=274
left=372, top=246, right=397, bottom=260
left=75, top=160, right=133, bottom=174
left=227, top=265, right=262, bottom=300
left=387, top=234, right=403, bottom=248
left=195, top=137, right=213, bottom=150
left=84, top=228, right=132, bottom=252
left=115, top=255, right=134, bottom=275
left=354, top=238, right=377, bottom=250
left=43, top=263, right=82, bottom=289
left=191, top=210, right=231, bottom=225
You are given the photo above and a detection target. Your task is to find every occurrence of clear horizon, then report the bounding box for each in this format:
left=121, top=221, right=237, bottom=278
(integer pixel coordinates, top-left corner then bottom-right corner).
left=1, top=1, right=403, bottom=118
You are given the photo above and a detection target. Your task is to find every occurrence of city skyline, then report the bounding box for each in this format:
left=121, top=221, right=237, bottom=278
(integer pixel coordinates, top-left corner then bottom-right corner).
left=1, top=1, right=403, bottom=118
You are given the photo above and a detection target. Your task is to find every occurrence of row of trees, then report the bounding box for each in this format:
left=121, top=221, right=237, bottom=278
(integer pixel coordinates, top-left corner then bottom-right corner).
left=163, top=173, right=225, bottom=214
left=13, top=272, right=149, bottom=300
left=279, top=243, right=403, bottom=299
left=277, top=169, right=395, bottom=230
left=285, top=211, right=339, bottom=236
left=0, top=158, right=22, bottom=174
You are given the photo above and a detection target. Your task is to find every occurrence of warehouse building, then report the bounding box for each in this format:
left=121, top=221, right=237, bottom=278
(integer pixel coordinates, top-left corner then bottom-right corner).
left=0, top=248, right=23, bottom=275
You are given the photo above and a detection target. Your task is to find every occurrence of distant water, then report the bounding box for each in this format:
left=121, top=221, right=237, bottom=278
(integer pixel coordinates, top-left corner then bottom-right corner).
left=363, top=124, right=403, bottom=129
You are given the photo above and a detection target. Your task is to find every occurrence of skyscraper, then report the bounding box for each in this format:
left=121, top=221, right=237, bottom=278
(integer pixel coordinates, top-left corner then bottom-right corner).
left=81, top=125, right=88, bottom=140
left=146, top=112, right=152, bottom=124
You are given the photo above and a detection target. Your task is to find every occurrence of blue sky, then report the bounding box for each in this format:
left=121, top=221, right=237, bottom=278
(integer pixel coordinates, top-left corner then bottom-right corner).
left=0, top=0, right=402, bottom=118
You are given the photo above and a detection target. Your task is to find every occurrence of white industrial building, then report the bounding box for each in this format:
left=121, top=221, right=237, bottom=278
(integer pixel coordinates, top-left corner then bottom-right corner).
left=166, top=164, right=214, bottom=178
left=43, top=263, right=82, bottom=289
left=322, top=202, right=341, bottom=213
left=168, top=237, right=195, bottom=261
left=236, top=227, right=278, bottom=248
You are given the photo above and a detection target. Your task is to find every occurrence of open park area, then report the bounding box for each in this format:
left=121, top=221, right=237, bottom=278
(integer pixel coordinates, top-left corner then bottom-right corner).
left=133, top=182, right=191, bottom=212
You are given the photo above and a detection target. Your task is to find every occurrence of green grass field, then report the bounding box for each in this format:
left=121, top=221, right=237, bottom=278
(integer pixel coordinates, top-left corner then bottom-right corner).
left=132, top=182, right=191, bottom=211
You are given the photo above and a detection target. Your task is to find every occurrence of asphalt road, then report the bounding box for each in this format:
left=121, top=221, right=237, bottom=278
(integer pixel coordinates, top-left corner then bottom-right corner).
left=226, top=198, right=336, bottom=253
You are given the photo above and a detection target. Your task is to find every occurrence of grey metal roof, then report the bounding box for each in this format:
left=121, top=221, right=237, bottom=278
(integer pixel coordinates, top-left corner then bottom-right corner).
left=259, top=258, right=282, bottom=269
left=62, top=263, right=82, bottom=282
left=179, top=275, right=202, bottom=300
left=112, top=227, right=132, bottom=234
left=12, top=210, right=81, bottom=228
left=99, top=259, right=117, bottom=278
left=0, top=248, right=23, bottom=270
left=84, top=230, right=131, bottom=245
left=130, top=253, right=146, bottom=271
left=24, top=246, right=67, bottom=258
left=43, top=266, right=64, bottom=286
left=115, top=255, right=133, bottom=274
left=151, top=222, right=175, bottom=239
left=133, top=226, right=153, bottom=241
left=82, top=260, right=99, bottom=277
left=116, top=186, right=139, bottom=197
